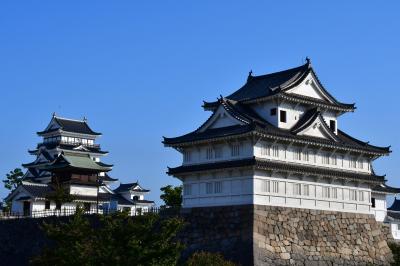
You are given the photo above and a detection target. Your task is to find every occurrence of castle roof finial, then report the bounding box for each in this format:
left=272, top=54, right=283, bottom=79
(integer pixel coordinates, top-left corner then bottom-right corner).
left=247, top=70, right=253, bottom=82
left=305, top=57, right=311, bottom=66
left=83, top=116, right=87, bottom=122
left=52, top=112, right=57, bottom=118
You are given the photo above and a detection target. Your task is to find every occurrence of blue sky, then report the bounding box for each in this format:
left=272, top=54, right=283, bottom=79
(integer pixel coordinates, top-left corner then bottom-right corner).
left=1, top=1, right=400, bottom=205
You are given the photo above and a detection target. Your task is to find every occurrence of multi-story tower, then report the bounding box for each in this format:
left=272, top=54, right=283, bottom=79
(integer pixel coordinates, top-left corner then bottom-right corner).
left=23, top=113, right=113, bottom=184
left=6, top=114, right=154, bottom=216
left=164, top=59, right=399, bottom=220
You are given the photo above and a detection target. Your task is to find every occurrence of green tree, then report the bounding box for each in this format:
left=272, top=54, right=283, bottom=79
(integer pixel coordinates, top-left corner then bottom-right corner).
left=185, top=251, right=237, bottom=266
left=160, top=185, right=182, bottom=208
left=45, top=178, right=75, bottom=209
left=3, top=168, right=24, bottom=190
left=31, top=209, right=185, bottom=266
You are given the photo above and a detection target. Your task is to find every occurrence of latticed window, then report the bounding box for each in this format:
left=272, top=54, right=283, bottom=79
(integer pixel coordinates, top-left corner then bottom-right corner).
left=272, top=145, right=279, bottom=158
left=293, top=183, right=301, bottom=196
left=261, top=143, right=270, bottom=156
left=231, top=144, right=240, bottom=157
left=272, top=181, right=279, bottom=193
left=331, top=188, right=338, bottom=199
left=357, top=159, right=364, bottom=169
left=350, top=190, right=357, bottom=201
left=349, top=157, right=357, bottom=168
left=322, top=187, right=330, bottom=198
left=293, top=148, right=301, bottom=161
left=322, top=154, right=330, bottom=165
left=214, top=181, right=222, bottom=193
left=302, top=150, right=309, bottom=162
left=330, top=155, right=337, bottom=165
left=303, top=184, right=310, bottom=196
left=358, top=191, right=364, bottom=202
left=184, top=184, right=192, bottom=196
left=183, top=151, right=191, bottom=162
left=206, top=182, right=213, bottom=194
left=261, top=180, right=270, bottom=192
left=206, top=147, right=214, bottom=160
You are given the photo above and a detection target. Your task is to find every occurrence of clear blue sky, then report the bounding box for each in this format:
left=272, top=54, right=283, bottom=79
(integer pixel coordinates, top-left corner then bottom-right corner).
left=1, top=1, right=400, bottom=205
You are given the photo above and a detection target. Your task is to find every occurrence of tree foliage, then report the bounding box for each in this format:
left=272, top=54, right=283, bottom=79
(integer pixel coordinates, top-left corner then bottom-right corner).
left=185, top=251, right=237, bottom=266
left=160, top=185, right=182, bottom=208
left=389, top=242, right=400, bottom=266
left=45, top=178, right=75, bottom=206
left=31, top=209, right=185, bottom=266
left=3, top=168, right=24, bottom=190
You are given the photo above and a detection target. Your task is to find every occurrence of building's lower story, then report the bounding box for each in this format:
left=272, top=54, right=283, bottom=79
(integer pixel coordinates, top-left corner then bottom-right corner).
left=4, top=182, right=155, bottom=218
left=180, top=168, right=383, bottom=215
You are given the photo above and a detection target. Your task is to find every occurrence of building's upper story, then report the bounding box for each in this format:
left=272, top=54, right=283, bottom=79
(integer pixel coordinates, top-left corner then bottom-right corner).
left=163, top=59, right=390, bottom=181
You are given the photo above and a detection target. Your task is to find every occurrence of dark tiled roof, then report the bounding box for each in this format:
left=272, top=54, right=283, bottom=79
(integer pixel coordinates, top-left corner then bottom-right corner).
left=35, top=142, right=108, bottom=155
left=372, top=184, right=400, bottom=194
left=387, top=211, right=400, bottom=221
left=167, top=157, right=385, bottom=184
left=101, top=174, right=118, bottom=182
left=114, top=183, right=150, bottom=193
left=37, top=116, right=101, bottom=136
left=388, top=198, right=400, bottom=211
left=226, top=63, right=309, bottom=101
left=21, top=183, right=53, bottom=199
left=111, top=194, right=154, bottom=206
left=164, top=99, right=389, bottom=155
left=203, top=62, right=354, bottom=111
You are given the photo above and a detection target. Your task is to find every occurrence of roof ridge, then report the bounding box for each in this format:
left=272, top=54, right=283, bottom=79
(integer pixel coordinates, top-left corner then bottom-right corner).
left=54, top=116, right=87, bottom=123
left=251, top=62, right=308, bottom=80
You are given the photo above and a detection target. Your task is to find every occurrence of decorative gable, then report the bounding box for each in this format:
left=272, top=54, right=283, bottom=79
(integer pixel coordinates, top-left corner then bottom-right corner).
left=291, top=110, right=339, bottom=142
left=199, top=104, right=247, bottom=132
left=286, top=72, right=334, bottom=103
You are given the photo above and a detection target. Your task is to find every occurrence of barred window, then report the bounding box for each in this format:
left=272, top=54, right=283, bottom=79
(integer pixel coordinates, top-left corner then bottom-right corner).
left=293, top=183, right=301, bottom=196
left=350, top=190, right=357, bottom=201
left=231, top=144, right=240, bottom=157
left=302, top=150, right=309, bottom=162
left=358, top=191, right=364, bottom=202
left=322, top=154, right=330, bottom=165
left=293, top=148, right=301, bottom=161
left=184, top=184, right=192, bottom=196
left=206, top=147, right=214, bottom=160
left=272, top=145, right=279, bottom=158
left=357, top=160, right=364, bottom=169
left=261, top=143, right=270, bottom=156
left=330, top=155, right=337, bottom=165
left=214, top=181, right=222, bottom=193
left=206, top=182, right=213, bottom=194
left=303, top=184, right=310, bottom=196
left=261, top=180, right=270, bottom=193
left=272, top=181, right=279, bottom=193
left=331, top=188, right=338, bottom=199
left=349, top=157, right=357, bottom=168
left=322, top=187, right=330, bottom=198
left=183, top=151, right=191, bottom=162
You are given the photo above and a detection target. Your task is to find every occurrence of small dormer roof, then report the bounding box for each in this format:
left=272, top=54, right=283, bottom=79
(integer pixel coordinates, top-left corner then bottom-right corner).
left=114, top=182, right=150, bottom=193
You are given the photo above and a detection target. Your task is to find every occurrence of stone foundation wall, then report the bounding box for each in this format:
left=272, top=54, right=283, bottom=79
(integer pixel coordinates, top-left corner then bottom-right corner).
left=0, top=205, right=394, bottom=265
left=181, top=205, right=393, bottom=265
left=253, top=205, right=392, bottom=265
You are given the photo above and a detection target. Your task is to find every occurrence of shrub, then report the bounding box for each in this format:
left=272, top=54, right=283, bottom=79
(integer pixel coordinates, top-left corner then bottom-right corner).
left=185, top=251, right=237, bottom=266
